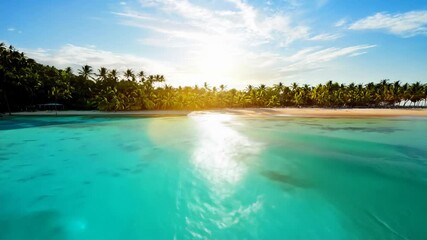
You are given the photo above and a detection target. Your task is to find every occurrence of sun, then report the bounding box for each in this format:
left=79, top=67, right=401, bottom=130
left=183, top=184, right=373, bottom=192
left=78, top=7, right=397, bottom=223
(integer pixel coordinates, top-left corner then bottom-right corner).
left=191, top=39, right=240, bottom=85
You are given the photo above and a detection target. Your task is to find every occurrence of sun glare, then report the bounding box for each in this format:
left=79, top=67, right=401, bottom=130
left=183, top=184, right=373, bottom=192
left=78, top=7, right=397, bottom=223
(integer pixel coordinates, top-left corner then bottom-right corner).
left=189, top=112, right=260, bottom=198
left=192, top=40, right=239, bottom=84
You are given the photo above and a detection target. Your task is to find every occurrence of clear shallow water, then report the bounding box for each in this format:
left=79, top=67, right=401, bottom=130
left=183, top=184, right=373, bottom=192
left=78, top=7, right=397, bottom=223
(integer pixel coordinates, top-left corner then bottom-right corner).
left=1, top=113, right=427, bottom=240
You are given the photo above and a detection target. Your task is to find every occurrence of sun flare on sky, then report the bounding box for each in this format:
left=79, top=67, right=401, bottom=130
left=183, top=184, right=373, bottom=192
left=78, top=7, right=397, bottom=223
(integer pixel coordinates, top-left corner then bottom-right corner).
left=191, top=40, right=240, bottom=85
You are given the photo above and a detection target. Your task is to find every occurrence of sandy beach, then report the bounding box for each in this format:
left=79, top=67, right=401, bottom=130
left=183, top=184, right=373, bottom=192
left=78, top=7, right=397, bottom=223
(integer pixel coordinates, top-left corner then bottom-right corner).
left=222, top=108, right=427, bottom=117
left=5, top=108, right=427, bottom=118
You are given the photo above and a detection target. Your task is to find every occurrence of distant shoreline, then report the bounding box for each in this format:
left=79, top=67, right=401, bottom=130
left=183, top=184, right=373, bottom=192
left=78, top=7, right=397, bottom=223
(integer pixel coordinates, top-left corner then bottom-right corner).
left=7, top=110, right=191, bottom=117
left=5, top=108, right=427, bottom=118
left=222, top=108, right=427, bottom=118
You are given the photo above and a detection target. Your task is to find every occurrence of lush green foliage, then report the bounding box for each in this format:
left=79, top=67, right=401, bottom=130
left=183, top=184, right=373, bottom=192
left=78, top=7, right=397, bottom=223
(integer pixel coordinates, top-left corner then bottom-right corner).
left=1, top=43, right=426, bottom=112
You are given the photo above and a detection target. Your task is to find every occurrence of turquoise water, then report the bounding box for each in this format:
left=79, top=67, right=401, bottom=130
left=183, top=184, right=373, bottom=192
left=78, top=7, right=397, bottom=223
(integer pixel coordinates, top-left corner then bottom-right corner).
left=1, top=113, right=427, bottom=240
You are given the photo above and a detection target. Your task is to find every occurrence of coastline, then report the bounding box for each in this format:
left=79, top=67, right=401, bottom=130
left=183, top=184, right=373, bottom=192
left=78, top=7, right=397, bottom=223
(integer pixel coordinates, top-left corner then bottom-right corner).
left=5, top=108, right=427, bottom=118
left=222, top=108, right=427, bottom=118
left=8, top=110, right=191, bottom=117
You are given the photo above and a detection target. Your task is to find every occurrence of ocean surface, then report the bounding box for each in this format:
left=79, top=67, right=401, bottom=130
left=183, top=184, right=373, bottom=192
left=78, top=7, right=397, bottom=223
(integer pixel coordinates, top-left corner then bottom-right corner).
left=1, top=113, right=427, bottom=240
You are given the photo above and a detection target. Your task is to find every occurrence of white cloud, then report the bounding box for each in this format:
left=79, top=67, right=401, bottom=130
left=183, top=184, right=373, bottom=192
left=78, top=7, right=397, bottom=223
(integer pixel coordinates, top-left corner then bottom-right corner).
left=6, top=27, right=22, bottom=33
left=279, top=45, right=376, bottom=75
left=119, top=0, right=311, bottom=47
left=349, top=51, right=367, bottom=57
left=308, top=33, right=341, bottom=41
left=349, top=11, right=427, bottom=37
left=283, top=0, right=328, bottom=9
left=21, top=44, right=172, bottom=77
left=335, top=18, right=347, bottom=27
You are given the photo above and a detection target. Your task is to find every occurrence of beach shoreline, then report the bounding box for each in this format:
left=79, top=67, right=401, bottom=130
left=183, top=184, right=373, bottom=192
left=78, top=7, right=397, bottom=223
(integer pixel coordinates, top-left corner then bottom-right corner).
left=7, top=110, right=192, bottom=117
left=5, top=108, right=427, bottom=118
left=222, top=108, right=427, bottom=118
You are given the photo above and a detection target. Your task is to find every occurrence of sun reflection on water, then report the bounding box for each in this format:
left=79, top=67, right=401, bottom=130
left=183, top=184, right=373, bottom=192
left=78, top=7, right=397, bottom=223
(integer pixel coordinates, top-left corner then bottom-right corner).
left=189, top=112, right=260, bottom=197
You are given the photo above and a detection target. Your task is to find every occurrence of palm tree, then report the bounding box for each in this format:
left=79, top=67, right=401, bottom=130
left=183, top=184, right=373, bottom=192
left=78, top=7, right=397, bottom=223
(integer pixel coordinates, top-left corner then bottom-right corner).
left=273, top=82, right=284, bottom=94
left=291, top=82, right=299, bottom=91
left=377, top=79, right=390, bottom=104
left=124, top=69, right=135, bottom=81
left=281, top=86, right=292, bottom=106
left=408, top=82, right=423, bottom=106
left=138, top=70, right=145, bottom=83
left=203, top=82, right=210, bottom=91
left=387, top=81, right=401, bottom=107
left=423, top=84, right=427, bottom=107
left=0, top=43, right=10, bottom=114
left=364, top=82, right=377, bottom=107
left=108, top=69, right=119, bottom=83
left=401, top=83, right=410, bottom=107
left=256, top=84, right=267, bottom=106
left=153, top=74, right=165, bottom=83
left=65, top=67, right=73, bottom=75
left=96, top=67, right=108, bottom=82
left=0, top=42, right=6, bottom=54
left=78, top=65, right=93, bottom=81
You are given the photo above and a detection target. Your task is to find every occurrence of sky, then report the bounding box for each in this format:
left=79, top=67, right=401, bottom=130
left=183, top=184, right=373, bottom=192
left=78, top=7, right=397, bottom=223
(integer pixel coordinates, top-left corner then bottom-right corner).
left=1, top=0, right=427, bottom=88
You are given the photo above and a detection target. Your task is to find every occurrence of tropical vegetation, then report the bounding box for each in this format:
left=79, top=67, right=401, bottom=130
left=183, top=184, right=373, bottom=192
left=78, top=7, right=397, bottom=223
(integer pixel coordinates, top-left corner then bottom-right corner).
left=1, top=43, right=426, bottom=113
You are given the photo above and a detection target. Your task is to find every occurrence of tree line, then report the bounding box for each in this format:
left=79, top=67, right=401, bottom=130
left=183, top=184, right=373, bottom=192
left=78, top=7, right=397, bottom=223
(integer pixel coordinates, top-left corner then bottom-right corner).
left=1, top=43, right=426, bottom=113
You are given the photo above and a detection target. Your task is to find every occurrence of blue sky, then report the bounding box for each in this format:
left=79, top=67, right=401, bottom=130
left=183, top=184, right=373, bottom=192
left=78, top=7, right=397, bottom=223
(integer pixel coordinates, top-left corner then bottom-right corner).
left=1, top=0, right=427, bottom=88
